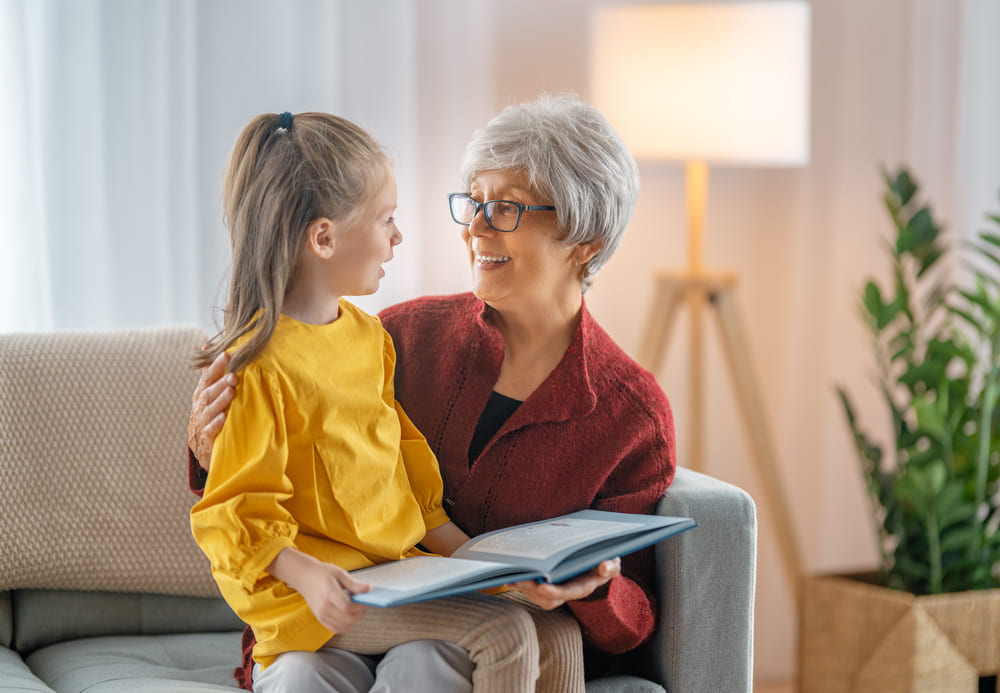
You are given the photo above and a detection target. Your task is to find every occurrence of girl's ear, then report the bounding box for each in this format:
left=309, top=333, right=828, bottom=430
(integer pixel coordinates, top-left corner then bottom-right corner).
left=305, top=218, right=337, bottom=259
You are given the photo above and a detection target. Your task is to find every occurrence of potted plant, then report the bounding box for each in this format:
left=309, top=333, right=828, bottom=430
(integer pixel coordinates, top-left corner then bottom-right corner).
left=798, top=167, right=1000, bottom=693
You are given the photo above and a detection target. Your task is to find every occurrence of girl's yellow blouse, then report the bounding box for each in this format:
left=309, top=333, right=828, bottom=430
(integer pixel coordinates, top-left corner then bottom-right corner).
left=190, top=300, right=450, bottom=669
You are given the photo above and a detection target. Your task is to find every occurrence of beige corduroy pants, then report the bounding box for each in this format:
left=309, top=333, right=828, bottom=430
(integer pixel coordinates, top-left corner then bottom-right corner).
left=257, top=592, right=584, bottom=693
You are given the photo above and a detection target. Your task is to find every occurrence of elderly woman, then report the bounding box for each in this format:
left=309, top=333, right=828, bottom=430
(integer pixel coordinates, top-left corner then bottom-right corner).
left=188, top=93, right=676, bottom=691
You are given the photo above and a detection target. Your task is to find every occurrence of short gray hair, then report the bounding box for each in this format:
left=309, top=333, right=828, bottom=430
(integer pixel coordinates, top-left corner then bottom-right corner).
left=460, top=93, right=639, bottom=291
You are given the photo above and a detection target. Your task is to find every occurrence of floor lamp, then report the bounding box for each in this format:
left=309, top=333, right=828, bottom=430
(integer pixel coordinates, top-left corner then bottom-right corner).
left=590, top=2, right=811, bottom=595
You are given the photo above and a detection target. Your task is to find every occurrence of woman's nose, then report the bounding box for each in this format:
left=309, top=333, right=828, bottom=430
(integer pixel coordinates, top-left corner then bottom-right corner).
left=467, top=209, right=494, bottom=237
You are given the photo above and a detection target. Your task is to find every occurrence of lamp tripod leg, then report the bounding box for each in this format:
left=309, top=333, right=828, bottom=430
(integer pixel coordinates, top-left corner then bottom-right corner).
left=710, top=286, right=803, bottom=595
left=688, top=286, right=706, bottom=473
left=637, top=277, right=686, bottom=374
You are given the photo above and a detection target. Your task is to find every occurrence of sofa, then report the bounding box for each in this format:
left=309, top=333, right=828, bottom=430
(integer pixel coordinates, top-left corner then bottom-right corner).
left=0, top=325, right=757, bottom=693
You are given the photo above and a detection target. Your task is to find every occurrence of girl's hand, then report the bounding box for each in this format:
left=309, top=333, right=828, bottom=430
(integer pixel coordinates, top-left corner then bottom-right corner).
left=189, top=351, right=237, bottom=470
left=296, top=560, right=371, bottom=634
left=420, top=522, right=472, bottom=557
left=510, top=557, right=621, bottom=611
left=268, top=548, right=371, bottom=634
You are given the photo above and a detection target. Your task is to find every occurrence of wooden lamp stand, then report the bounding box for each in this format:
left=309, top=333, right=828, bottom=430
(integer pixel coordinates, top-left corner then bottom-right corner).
left=637, top=161, right=804, bottom=596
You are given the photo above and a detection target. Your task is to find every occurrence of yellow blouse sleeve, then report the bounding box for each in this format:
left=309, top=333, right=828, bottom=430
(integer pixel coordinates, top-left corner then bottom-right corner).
left=381, top=328, right=451, bottom=533
left=190, top=363, right=298, bottom=593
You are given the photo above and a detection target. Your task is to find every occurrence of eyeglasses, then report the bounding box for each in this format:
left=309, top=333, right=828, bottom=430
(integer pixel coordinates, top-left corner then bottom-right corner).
left=448, top=193, right=556, bottom=232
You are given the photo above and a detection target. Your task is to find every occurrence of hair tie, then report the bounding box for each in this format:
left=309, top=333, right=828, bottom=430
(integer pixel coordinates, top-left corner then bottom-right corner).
left=277, top=111, right=293, bottom=131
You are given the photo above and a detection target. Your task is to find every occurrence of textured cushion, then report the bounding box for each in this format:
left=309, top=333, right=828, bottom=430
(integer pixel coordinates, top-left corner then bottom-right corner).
left=0, top=646, right=54, bottom=692
left=12, top=589, right=243, bottom=655
left=26, top=632, right=242, bottom=692
left=0, top=327, right=218, bottom=597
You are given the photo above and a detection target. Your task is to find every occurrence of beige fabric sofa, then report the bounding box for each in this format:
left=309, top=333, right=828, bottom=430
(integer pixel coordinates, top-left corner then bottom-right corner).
left=0, top=325, right=757, bottom=692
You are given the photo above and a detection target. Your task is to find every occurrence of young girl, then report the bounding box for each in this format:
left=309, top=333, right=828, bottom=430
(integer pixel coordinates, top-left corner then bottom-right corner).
left=189, top=112, right=584, bottom=693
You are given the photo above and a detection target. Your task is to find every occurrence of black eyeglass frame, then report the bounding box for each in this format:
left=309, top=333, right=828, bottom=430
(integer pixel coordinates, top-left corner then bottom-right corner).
left=448, top=193, right=556, bottom=232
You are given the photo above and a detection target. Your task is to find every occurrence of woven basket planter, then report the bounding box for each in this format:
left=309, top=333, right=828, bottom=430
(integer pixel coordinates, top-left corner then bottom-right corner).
left=799, top=573, right=1000, bottom=692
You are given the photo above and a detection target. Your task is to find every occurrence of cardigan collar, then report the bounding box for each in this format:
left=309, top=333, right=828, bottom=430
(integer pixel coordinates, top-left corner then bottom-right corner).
left=470, top=297, right=599, bottom=426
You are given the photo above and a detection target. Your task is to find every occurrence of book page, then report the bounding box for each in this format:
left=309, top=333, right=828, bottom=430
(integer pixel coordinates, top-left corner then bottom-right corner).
left=463, top=518, right=640, bottom=560
left=353, top=556, right=498, bottom=592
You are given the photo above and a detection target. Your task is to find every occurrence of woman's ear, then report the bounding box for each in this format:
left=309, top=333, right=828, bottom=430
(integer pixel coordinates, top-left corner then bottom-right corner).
left=304, top=218, right=337, bottom=259
left=575, top=241, right=603, bottom=266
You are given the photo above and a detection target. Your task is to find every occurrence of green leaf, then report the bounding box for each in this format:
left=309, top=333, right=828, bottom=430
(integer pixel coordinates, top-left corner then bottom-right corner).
left=973, top=244, right=1000, bottom=270
left=883, top=297, right=904, bottom=327
left=889, top=169, right=918, bottom=207
left=917, top=247, right=945, bottom=277
left=913, top=396, right=948, bottom=441
left=904, top=448, right=941, bottom=468
left=837, top=387, right=885, bottom=483
left=959, top=288, right=996, bottom=316
left=900, top=207, right=940, bottom=257
left=894, top=553, right=930, bottom=580
left=889, top=333, right=915, bottom=362
left=863, top=282, right=885, bottom=324
left=949, top=305, right=982, bottom=332
left=896, top=463, right=947, bottom=516
left=898, top=360, right=948, bottom=390
left=937, top=501, right=977, bottom=532
left=927, top=460, right=947, bottom=494
left=940, top=525, right=981, bottom=553
left=926, top=338, right=967, bottom=363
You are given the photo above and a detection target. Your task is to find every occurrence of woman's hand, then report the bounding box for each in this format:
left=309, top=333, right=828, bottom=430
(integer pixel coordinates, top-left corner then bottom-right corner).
left=511, top=557, right=621, bottom=610
left=267, top=548, right=371, bottom=634
left=188, top=351, right=237, bottom=470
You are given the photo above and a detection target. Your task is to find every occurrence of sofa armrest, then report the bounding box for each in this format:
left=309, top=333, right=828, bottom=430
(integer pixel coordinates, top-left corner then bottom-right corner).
left=647, top=467, right=757, bottom=692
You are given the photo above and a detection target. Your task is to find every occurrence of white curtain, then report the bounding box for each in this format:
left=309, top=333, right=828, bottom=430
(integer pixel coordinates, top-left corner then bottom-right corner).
left=0, top=0, right=419, bottom=333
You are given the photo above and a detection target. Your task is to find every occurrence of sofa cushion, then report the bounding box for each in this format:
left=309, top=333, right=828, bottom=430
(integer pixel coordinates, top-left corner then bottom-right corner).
left=12, top=590, right=243, bottom=655
left=26, top=632, right=242, bottom=692
left=0, top=592, right=11, bottom=648
left=0, top=646, right=54, bottom=692
left=0, top=327, right=218, bottom=598
left=585, top=675, right=665, bottom=693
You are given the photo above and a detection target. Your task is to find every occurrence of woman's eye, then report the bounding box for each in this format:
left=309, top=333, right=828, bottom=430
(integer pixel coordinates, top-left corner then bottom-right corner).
left=494, top=202, right=518, bottom=216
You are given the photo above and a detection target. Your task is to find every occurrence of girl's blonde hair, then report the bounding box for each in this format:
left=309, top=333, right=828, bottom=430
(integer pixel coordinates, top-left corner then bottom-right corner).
left=194, top=112, right=391, bottom=373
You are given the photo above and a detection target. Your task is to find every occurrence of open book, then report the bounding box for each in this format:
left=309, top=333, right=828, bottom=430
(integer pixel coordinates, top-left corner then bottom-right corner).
left=350, top=509, right=696, bottom=607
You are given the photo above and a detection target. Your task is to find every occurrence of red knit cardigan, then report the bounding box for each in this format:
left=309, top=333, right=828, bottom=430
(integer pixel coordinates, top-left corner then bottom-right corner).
left=379, top=293, right=676, bottom=653
left=189, top=293, right=676, bottom=687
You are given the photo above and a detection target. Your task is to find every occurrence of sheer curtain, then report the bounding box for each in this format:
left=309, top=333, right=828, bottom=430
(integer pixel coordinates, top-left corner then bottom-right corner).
left=0, top=0, right=419, bottom=333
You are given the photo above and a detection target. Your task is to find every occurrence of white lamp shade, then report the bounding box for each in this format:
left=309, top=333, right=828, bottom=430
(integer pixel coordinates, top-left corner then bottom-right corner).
left=589, top=1, right=811, bottom=166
